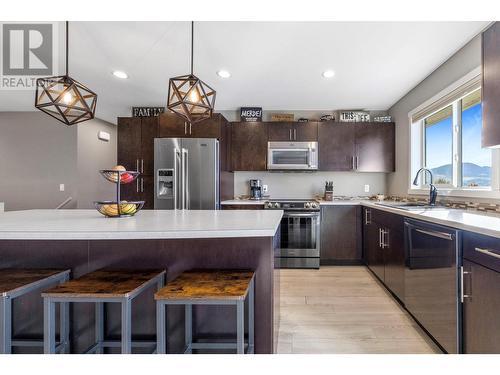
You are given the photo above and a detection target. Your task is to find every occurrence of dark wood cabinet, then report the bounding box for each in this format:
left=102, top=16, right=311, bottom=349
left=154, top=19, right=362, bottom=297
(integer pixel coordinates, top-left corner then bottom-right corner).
left=318, top=122, right=355, bottom=171
left=140, top=117, right=159, bottom=176
left=320, top=205, right=362, bottom=264
left=268, top=122, right=318, bottom=142
left=117, top=117, right=142, bottom=172
left=158, top=113, right=188, bottom=137
left=463, top=259, right=500, bottom=353
left=362, top=207, right=404, bottom=301
left=482, top=22, right=500, bottom=148
left=231, top=122, right=268, bottom=171
left=221, top=204, right=264, bottom=210
left=355, top=123, right=395, bottom=172
left=318, top=122, right=394, bottom=172
left=139, top=176, right=154, bottom=209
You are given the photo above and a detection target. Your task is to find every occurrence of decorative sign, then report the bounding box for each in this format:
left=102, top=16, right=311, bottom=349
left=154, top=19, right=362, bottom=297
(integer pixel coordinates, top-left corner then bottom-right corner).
left=373, top=115, right=392, bottom=123
left=132, top=107, right=165, bottom=117
left=271, top=113, right=294, bottom=122
left=240, top=107, right=262, bottom=122
left=338, top=110, right=370, bottom=123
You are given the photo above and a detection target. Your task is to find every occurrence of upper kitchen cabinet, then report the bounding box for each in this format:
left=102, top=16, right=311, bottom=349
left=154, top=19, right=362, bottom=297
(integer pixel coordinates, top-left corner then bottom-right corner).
left=231, top=122, right=268, bottom=171
left=354, top=123, right=395, bottom=172
left=117, top=116, right=158, bottom=175
left=482, top=22, right=500, bottom=148
left=318, top=122, right=356, bottom=171
left=268, top=122, right=318, bottom=142
left=159, top=112, right=189, bottom=137
left=318, top=122, right=395, bottom=172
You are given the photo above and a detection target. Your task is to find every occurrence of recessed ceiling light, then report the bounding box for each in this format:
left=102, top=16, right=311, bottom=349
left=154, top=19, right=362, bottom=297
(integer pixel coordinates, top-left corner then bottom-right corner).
left=112, top=71, right=128, bottom=79
left=217, top=70, right=231, bottom=78
left=322, top=70, right=335, bottom=78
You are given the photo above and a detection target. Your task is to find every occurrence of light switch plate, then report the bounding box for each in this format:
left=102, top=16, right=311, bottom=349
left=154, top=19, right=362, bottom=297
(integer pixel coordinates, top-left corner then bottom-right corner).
left=59, top=184, right=65, bottom=192
left=364, top=184, right=370, bottom=193
left=262, top=184, right=268, bottom=192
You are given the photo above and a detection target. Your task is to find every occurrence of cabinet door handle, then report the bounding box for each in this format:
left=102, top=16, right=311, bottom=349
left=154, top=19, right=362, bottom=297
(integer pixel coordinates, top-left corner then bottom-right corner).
left=141, top=159, right=144, bottom=174
left=365, top=209, right=371, bottom=225
left=474, top=247, right=500, bottom=259
left=289, top=129, right=292, bottom=140
left=294, top=128, right=297, bottom=140
left=460, top=266, right=472, bottom=303
left=136, top=159, right=139, bottom=172
left=136, top=177, right=139, bottom=193
left=379, top=228, right=382, bottom=248
left=189, top=123, right=192, bottom=135
left=382, top=229, right=389, bottom=248
left=141, top=177, right=144, bottom=193
left=355, top=156, right=359, bottom=170
left=351, top=156, right=355, bottom=170
left=184, top=122, right=187, bottom=135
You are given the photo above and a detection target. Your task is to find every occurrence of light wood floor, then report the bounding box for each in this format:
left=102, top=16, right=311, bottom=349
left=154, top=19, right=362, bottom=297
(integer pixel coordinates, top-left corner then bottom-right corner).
left=277, top=266, right=442, bottom=354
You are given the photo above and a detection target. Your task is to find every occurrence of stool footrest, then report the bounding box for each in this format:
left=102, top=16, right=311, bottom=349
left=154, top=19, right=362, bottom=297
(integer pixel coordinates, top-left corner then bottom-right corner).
left=185, top=341, right=252, bottom=354
left=83, top=340, right=156, bottom=354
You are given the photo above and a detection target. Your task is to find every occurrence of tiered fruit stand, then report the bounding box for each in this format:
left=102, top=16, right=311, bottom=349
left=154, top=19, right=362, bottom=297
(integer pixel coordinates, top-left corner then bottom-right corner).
left=94, top=169, right=145, bottom=217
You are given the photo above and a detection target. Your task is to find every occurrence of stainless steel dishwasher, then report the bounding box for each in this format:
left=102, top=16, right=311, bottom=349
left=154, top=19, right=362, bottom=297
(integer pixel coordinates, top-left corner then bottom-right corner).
left=404, top=218, right=462, bottom=353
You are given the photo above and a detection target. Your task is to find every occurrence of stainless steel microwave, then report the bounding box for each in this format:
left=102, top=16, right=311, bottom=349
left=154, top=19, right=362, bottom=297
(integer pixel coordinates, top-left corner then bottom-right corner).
left=267, top=141, right=318, bottom=170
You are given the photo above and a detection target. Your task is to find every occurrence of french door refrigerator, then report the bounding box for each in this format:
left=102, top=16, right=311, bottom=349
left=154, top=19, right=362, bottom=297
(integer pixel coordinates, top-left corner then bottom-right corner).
left=154, top=138, right=220, bottom=210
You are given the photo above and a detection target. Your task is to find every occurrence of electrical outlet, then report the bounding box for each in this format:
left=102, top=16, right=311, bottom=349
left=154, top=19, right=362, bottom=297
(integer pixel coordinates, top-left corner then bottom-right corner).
left=262, top=184, right=268, bottom=193
left=364, top=184, right=370, bottom=193
left=59, top=184, right=65, bottom=192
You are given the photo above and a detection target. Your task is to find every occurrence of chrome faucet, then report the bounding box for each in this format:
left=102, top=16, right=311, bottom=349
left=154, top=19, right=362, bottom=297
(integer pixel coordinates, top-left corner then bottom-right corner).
left=413, top=168, right=438, bottom=205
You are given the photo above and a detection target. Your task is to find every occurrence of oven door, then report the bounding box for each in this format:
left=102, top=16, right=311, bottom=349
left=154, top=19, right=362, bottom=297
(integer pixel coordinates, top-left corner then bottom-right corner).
left=267, top=142, right=318, bottom=170
left=279, top=211, right=320, bottom=258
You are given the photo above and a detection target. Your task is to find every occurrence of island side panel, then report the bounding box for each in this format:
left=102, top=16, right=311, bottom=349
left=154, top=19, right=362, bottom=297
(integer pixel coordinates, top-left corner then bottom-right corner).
left=0, top=235, right=278, bottom=354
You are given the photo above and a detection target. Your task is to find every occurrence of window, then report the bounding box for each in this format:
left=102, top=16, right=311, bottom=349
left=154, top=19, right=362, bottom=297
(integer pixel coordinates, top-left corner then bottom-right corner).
left=410, top=74, right=497, bottom=195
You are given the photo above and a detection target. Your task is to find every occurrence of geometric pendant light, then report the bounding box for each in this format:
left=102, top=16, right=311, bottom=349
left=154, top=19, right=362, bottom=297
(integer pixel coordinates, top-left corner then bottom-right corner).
left=167, top=21, right=216, bottom=124
left=35, top=21, right=98, bottom=126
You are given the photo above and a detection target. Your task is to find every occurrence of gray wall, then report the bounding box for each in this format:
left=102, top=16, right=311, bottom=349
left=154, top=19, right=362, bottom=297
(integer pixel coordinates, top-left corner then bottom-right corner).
left=0, top=112, right=116, bottom=211
left=387, top=36, right=482, bottom=197
left=77, top=118, right=118, bottom=208
left=234, top=171, right=386, bottom=199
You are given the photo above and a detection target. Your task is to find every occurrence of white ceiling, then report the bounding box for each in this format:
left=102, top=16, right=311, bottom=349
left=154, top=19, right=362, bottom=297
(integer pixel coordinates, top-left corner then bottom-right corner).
left=0, top=21, right=488, bottom=124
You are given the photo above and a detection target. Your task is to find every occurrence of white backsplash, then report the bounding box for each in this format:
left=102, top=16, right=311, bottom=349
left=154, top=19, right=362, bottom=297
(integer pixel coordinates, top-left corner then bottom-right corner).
left=234, top=171, right=387, bottom=199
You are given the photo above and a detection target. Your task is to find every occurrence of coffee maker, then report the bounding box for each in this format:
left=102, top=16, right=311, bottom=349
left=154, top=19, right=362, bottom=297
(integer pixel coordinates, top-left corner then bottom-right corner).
left=249, top=179, right=263, bottom=200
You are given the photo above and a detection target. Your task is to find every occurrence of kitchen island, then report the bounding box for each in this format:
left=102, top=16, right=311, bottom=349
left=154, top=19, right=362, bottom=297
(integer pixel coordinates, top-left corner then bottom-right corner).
left=0, top=209, right=283, bottom=354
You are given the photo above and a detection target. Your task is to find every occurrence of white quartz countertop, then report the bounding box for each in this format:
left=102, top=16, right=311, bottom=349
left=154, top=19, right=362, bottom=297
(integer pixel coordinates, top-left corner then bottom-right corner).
left=221, top=200, right=266, bottom=205
left=0, top=209, right=283, bottom=240
left=361, top=201, right=500, bottom=239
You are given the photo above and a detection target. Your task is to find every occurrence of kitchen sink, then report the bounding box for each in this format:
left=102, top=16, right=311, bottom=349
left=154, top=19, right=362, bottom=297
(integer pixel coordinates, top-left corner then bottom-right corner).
left=375, top=202, right=446, bottom=211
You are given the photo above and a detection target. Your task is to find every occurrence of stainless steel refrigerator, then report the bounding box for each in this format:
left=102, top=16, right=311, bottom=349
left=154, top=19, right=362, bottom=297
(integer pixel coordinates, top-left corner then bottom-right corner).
left=154, top=138, right=220, bottom=210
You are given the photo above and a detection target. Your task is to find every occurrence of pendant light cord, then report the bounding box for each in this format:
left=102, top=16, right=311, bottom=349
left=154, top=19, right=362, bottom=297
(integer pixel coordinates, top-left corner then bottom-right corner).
left=65, top=21, right=69, bottom=77
left=190, top=21, right=194, bottom=75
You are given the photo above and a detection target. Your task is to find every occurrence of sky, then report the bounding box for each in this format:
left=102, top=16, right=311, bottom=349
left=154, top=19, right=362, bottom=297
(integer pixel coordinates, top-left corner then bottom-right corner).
left=425, top=103, right=491, bottom=169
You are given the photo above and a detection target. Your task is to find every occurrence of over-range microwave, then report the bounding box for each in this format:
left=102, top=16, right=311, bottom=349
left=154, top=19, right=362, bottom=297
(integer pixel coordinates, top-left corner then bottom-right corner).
left=267, top=141, right=318, bottom=170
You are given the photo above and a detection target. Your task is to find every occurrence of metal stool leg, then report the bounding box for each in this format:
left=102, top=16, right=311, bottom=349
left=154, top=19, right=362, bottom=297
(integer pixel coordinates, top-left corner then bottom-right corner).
left=121, top=299, right=132, bottom=354
left=44, top=298, right=56, bottom=354
left=95, top=302, right=104, bottom=354
left=248, top=278, right=255, bottom=354
left=0, top=296, right=12, bottom=354
left=156, top=302, right=166, bottom=354
left=185, top=304, right=192, bottom=353
left=236, top=300, right=244, bottom=354
left=60, top=302, right=70, bottom=353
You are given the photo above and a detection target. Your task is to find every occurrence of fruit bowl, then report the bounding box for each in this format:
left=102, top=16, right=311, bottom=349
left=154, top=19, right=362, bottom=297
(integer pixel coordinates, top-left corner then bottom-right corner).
left=100, top=170, right=140, bottom=184
left=94, top=201, right=144, bottom=218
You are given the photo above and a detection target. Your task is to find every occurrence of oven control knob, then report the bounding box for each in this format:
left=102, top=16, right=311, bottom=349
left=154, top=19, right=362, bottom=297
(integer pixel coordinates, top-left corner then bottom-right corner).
left=265, top=202, right=272, bottom=209
left=274, top=202, right=280, bottom=209
left=305, top=202, right=311, bottom=209
left=311, top=202, right=319, bottom=209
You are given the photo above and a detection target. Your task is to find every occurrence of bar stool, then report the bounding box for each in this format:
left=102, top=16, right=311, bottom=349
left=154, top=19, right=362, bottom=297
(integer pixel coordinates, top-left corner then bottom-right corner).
left=0, top=269, right=70, bottom=354
left=42, top=269, right=165, bottom=354
left=155, top=269, right=255, bottom=354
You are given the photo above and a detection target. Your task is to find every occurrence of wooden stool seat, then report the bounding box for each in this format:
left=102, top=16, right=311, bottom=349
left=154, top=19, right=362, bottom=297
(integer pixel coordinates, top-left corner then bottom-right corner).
left=155, top=269, right=254, bottom=301
left=0, top=269, right=69, bottom=297
left=42, top=269, right=165, bottom=354
left=155, top=269, right=255, bottom=354
left=0, top=268, right=70, bottom=354
left=42, top=269, right=165, bottom=299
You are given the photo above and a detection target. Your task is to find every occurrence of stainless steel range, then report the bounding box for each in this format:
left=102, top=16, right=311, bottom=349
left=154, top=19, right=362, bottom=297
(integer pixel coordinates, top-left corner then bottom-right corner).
left=264, top=199, right=320, bottom=269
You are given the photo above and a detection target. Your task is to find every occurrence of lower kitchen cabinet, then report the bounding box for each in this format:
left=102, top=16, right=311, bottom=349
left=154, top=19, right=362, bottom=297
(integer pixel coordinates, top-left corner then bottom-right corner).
left=363, top=207, right=405, bottom=302
left=320, top=205, right=362, bottom=264
left=120, top=176, right=154, bottom=209
left=463, top=259, right=500, bottom=353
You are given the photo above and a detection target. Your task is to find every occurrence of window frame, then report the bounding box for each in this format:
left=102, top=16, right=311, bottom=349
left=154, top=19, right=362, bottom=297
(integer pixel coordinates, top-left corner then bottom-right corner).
left=408, top=67, right=500, bottom=199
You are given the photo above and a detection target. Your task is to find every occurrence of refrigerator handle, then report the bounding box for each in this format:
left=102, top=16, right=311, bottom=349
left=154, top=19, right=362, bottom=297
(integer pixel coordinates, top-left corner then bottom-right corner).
left=182, top=148, right=189, bottom=209
left=174, top=148, right=181, bottom=209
